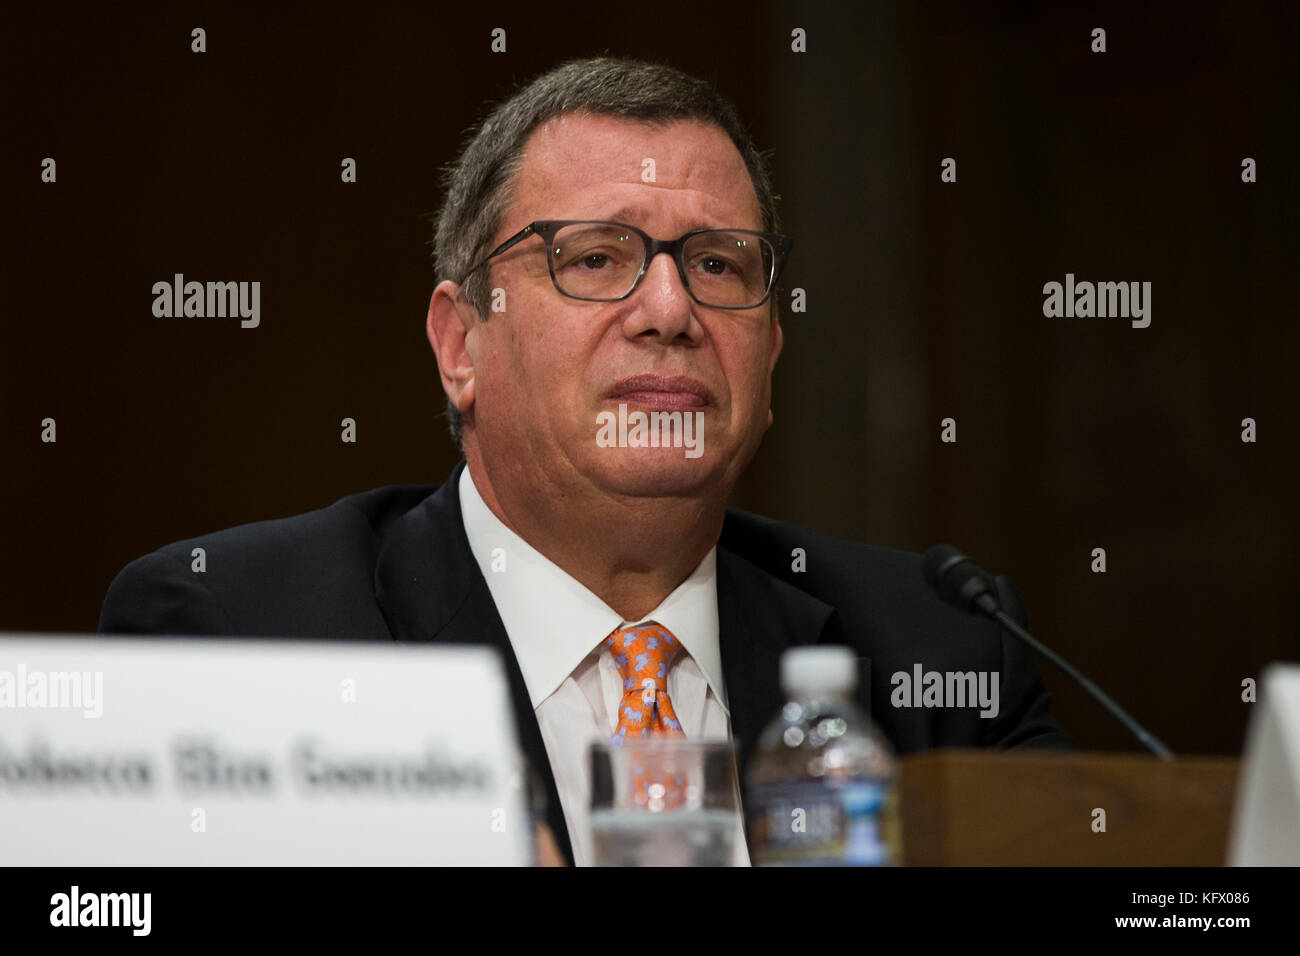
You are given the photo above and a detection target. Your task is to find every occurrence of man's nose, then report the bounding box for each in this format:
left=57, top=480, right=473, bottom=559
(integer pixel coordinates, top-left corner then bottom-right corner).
left=620, top=252, right=703, bottom=344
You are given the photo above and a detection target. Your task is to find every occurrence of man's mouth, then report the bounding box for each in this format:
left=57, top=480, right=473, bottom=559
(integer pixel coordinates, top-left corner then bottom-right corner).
left=604, top=375, right=715, bottom=410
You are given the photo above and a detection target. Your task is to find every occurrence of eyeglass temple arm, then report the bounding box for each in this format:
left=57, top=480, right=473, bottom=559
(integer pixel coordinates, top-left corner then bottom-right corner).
left=460, top=224, right=538, bottom=282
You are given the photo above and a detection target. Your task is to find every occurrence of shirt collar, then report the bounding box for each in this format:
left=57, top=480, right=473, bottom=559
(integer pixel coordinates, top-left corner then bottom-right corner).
left=458, top=465, right=726, bottom=713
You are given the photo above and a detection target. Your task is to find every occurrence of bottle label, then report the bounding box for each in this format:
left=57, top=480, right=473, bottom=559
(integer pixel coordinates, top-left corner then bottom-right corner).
left=746, top=778, right=900, bottom=866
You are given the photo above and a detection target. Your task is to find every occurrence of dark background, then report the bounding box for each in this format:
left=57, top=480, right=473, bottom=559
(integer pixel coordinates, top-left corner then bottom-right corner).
left=2, top=1, right=1295, bottom=755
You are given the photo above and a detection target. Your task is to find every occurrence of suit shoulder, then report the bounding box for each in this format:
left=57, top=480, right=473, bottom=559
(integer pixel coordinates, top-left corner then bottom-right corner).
left=150, top=484, right=435, bottom=563
left=100, top=484, right=436, bottom=637
left=720, top=508, right=926, bottom=597
left=719, top=509, right=977, bottom=650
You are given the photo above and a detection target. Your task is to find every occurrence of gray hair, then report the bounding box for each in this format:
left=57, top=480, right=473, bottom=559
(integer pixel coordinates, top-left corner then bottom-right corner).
left=432, top=56, right=783, bottom=448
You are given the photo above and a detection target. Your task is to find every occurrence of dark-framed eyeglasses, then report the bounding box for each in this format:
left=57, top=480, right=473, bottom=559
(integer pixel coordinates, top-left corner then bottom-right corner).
left=459, top=220, right=794, bottom=310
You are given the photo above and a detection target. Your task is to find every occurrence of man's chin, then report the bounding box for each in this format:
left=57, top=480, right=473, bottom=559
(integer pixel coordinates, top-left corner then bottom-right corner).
left=582, top=448, right=726, bottom=499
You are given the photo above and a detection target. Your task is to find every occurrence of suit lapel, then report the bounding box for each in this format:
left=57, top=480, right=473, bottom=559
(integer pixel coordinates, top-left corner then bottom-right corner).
left=373, top=460, right=575, bottom=867
left=715, top=544, right=846, bottom=793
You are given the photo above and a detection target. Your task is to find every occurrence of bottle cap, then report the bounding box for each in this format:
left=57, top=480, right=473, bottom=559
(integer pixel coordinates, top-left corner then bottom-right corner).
left=780, top=645, right=857, bottom=698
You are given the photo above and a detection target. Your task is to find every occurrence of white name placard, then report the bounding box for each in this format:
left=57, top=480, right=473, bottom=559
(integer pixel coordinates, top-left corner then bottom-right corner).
left=1228, top=664, right=1300, bottom=866
left=0, top=635, right=530, bottom=865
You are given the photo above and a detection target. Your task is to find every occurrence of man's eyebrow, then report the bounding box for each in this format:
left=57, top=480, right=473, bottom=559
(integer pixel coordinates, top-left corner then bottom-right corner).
left=599, top=206, right=732, bottom=232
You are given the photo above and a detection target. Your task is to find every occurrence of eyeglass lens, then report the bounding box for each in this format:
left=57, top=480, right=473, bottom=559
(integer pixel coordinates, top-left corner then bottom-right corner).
left=549, top=223, right=775, bottom=307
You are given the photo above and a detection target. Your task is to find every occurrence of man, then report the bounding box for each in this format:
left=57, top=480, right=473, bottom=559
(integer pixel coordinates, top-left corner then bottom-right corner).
left=100, top=56, right=1072, bottom=866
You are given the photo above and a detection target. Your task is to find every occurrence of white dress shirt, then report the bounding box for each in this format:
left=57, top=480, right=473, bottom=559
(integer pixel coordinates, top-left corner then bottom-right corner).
left=458, top=465, right=751, bottom=866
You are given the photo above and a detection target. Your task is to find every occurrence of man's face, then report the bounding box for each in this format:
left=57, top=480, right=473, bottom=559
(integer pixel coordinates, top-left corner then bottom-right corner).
left=463, top=114, right=783, bottom=500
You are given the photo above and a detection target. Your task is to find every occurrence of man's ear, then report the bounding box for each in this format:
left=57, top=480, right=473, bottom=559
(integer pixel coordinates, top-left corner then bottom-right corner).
left=427, top=280, right=479, bottom=416
left=765, top=310, right=783, bottom=429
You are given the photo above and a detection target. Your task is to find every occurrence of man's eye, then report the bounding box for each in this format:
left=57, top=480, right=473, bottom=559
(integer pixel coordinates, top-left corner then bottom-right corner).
left=557, top=249, right=618, bottom=271
left=694, top=256, right=738, bottom=277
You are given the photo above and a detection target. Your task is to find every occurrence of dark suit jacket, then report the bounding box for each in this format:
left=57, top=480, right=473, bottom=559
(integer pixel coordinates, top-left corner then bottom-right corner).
left=99, top=459, right=1072, bottom=865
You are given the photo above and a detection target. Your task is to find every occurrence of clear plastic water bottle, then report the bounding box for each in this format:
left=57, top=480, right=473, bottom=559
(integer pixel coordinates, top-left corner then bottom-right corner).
left=745, top=646, right=902, bottom=865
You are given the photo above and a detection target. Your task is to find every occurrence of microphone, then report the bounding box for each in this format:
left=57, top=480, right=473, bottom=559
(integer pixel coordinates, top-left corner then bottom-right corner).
left=922, top=544, right=1174, bottom=761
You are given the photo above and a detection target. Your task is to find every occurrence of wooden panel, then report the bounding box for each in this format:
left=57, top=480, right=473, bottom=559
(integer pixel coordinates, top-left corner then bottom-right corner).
left=900, top=749, right=1240, bottom=865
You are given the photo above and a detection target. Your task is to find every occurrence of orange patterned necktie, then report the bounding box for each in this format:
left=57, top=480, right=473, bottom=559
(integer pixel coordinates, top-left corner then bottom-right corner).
left=605, top=621, right=687, bottom=744
left=603, top=621, right=687, bottom=810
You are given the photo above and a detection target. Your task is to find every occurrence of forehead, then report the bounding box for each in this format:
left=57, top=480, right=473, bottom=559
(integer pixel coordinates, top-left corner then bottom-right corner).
left=506, top=113, right=762, bottom=232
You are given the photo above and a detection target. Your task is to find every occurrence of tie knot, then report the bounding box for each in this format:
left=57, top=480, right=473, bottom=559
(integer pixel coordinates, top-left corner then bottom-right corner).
left=603, top=621, right=682, bottom=692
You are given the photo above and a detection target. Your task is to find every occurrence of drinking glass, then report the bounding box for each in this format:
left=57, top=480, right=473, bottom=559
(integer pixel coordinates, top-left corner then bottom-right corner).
left=589, top=737, right=742, bottom=866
